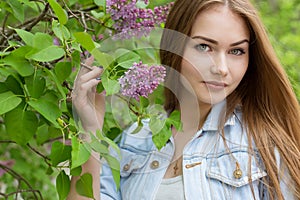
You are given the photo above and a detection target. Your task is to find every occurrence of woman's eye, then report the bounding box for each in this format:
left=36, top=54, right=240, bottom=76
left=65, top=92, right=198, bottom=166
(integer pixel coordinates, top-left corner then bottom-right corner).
left=229, top=49, right=245, bottom=56
left=194, top=44, right=211, bottom=52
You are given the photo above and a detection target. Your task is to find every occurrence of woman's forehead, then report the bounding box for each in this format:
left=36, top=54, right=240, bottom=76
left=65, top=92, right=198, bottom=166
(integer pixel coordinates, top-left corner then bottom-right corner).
left=190, top=5, right=250, bottom=42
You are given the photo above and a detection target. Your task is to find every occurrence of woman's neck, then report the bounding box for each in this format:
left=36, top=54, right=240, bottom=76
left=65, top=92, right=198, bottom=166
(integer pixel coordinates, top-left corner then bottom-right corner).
left=176, top=88, right=212, bottom=133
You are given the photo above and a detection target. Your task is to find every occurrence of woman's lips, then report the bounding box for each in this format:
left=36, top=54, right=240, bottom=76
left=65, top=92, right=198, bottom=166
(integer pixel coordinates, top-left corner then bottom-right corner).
left=202, top=81, right=228, bottom=90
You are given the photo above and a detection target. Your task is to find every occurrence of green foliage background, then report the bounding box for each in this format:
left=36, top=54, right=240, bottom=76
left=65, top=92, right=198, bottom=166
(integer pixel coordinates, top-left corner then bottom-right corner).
left=0, top=0, right=299, bottom=199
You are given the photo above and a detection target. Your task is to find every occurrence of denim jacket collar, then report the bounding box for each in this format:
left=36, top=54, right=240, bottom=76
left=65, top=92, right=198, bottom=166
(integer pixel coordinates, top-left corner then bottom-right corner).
left=202, top=100, right=236, bottom=132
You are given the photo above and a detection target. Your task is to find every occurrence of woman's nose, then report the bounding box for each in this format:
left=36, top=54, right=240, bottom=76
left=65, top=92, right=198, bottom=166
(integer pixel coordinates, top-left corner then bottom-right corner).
left=210, top=53, right=229, bottom=76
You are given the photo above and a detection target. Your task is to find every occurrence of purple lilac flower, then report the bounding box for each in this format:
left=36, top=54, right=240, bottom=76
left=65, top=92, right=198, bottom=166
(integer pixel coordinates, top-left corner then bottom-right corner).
left=53, top=37, right=60, bottom=46
left=119, top=61, right=166, bottom=100
left=154, top=2, right=174, bottom=25
left=106, top=0, right=173, bottom=39
left=0, top=160, right=15, bottom=177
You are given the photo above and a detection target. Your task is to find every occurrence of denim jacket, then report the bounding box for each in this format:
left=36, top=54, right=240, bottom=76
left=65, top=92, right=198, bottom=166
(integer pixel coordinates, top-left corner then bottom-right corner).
left=100, top=101, right=294, bottom=200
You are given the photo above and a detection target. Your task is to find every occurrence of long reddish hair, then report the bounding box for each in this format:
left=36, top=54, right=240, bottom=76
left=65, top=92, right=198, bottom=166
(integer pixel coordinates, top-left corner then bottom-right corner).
left=160, top=0, right=300, bottom=199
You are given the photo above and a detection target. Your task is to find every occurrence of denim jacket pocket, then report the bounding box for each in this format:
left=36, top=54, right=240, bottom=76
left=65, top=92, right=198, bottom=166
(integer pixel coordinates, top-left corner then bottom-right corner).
left=120, top=150, right=149, bottom=177
left=206, top=150, right=267, bottom=187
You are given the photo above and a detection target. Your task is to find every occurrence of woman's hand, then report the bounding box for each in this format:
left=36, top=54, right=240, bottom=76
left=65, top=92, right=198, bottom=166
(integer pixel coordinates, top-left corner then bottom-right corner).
left=72, top=56, right=105, bottom=132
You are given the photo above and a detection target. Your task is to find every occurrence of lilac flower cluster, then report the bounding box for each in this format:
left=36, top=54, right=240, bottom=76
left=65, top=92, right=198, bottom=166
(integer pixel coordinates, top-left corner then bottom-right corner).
left=119, top=61, right=166, bottom=100
left=107, top=0, right=173, bottom=39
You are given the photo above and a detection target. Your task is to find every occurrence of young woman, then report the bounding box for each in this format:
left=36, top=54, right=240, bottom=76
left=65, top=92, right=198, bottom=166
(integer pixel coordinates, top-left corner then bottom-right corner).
left=69, top=0, right=300, bottom=199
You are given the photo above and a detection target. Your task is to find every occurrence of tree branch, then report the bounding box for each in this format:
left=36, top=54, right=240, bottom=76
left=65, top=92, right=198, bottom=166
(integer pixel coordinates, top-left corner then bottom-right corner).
left=26, top=144, right=52, bottom=167
left=1, top=14, right=9, bottom=37
left=0, top=163, right=43, bottom=200
left=25, top=3, right=50, bottom=32
left=0, top=3, right=50, bottom=46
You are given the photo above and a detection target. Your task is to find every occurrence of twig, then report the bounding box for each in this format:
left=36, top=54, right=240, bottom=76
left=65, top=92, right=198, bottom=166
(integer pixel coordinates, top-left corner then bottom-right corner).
left=80, top=11, right=91, bottom=32
left=63, top=81, right=73, bottom=92
left=115, top=94, right=140, bottom=116
left=62, top=0, right=80, bottom=20
left=40, top=136, right=64, bottom=145
left=2, top=14, right=9, bottom=37
left=80, top=5, right=99, bottom=12
left=0, top=163, right=43, bottom=200
left=80, top=62, right=93, bottom=70
left=25, top=3, right=50, bottom=31
left=0, top=3, right=50, bottom=46
left=0, top=140, right=16, bottom=144
left=26, top=144, right=51, bottom=166
left=84, top=13, right=114, bottom=30
left=0, top=189, right=43, bottom=199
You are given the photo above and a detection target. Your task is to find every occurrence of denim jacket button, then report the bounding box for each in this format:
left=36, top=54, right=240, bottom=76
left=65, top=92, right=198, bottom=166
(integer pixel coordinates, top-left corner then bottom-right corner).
left=233, top=168, right=243, bottom=179
left=150, top=160, right=159, bottom=169
left=123, top=164, right=130, bottom=171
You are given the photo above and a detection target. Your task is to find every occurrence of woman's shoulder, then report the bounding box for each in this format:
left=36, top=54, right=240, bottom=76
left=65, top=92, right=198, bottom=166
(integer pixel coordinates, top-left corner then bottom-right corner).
left=119, top=119, right=155, bottom=152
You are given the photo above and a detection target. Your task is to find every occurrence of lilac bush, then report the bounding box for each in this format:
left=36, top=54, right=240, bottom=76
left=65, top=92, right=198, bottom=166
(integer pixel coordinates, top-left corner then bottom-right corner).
left=107, top=0, right=173, bottom=39
left=119, top=61, right=166, bottom=100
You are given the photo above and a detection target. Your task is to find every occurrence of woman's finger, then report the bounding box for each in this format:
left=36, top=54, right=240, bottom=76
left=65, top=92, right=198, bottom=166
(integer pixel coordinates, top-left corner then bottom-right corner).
left=79, top=67, right=103, bottom=83
left=80, top=78, right=101, bottom=95
left=76, top=56, right=95, bottom=78
left=72, top=78, right=101, bottom=106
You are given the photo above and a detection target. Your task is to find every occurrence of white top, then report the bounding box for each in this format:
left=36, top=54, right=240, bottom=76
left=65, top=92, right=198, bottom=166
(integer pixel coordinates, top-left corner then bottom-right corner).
left=155, top=175, right=185, bottom=200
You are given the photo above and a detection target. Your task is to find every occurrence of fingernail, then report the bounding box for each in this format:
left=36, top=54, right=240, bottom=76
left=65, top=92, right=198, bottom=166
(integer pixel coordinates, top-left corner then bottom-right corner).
left=98, top=66, right=103, bottom=69
left=96, top=77, right=101, bottom=80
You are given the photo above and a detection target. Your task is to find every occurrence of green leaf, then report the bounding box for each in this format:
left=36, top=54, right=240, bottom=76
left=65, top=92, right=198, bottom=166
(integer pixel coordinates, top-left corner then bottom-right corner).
left=70, top=166, right=82, bottom=176
left=52, top=20, right=71, bottom=41
left=101, top=71, right=120, bottom=96
left=36, top=124, right=49, bottom=145
left=149, top=116, right=166, bottom=135
left=103, top=154, right=120, bottom=190
left=25, top=75, right=46, bottom=98
left=71, top=50, right=81, bottom=67
left=33, top=33, right=53, bottom=49
left=166, top=110, right=182, bottom=131
left=67, top=0, right=77, bottom=6
left=89, top=134, right=110, bottom=155
left=54, top=62, right=72, bottom=83
left=28, top=98, right=62, bottom=125
left=71, top=136, right=91, bottom=169
left=95, top=130, right=120, bottom=157
left=5, top=108, right=38, bottom=145
left=0, top=82, right=8, bottom=93
left=36, top=125, right=62, bottom=145
left=14, top=29, right=34, bottom=46
left=91, top=48, right=114, bottom=68
left=0, top=91, right=22, bottom=115
left=27, top=45, right=65, bottom=62
left=136, top=0, right=148, bottom=8
left=94, top=0, right=105, bottom=7
left=75, top=173, right=94, bottom=199
left=43, top=68, right=67, bottom=112
left=152, top=125, right=172, bottom=150
left=46, top=166, right=54, bottom=175
left=96, top=82, right=104, bottom=93
left=115, top=48, right=140, bottom=69
left=0, top=51, right=10, bottom=57
left=139, top=96, right=149, bottom=108
left=74, top=32, right=95, bottom=52
left=56, top=171, right=70, bottom=200
left=50, top=141, right=72, bottom=166
left=47, top=0, right=68, bottom=25
left=7, top=0, right=25, bottom=22
left=3, top=46, right=34, bottom=76
left=5, top=75, right=23, bottom=95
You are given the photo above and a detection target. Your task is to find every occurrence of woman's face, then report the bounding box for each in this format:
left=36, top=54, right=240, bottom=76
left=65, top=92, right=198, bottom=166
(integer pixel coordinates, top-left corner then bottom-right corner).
left=180, top=5, right=250, bottom=105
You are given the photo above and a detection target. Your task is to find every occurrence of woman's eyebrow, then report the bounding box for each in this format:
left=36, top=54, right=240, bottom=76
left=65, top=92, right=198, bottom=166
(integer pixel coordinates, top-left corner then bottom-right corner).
left=191, top=35, right=249, bottom=46
left=230, top=39, right=249, bottom=46
left=191, top=35, right=218, bottom=44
